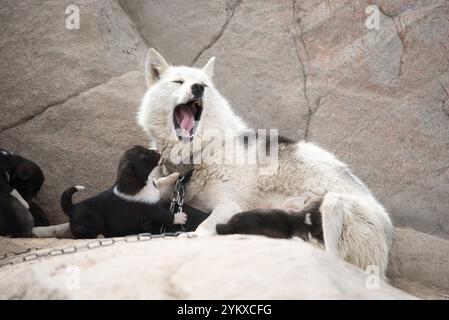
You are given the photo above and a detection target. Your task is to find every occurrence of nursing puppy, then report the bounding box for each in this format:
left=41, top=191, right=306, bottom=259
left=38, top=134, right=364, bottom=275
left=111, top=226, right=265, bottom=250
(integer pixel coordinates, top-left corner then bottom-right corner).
left=0, top=149, right=48, bottom=237
left=216, top=196, right=323, bottom=242
left=61, top=146, right=187, bottom=239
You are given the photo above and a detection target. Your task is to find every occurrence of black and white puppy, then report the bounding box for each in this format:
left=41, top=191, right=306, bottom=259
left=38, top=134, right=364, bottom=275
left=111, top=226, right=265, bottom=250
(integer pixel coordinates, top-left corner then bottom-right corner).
left=61, top=146, right=189, bottom=239
left=0, top=149, right=48, bottom=237
left=216, top=196, right=324, bottom=242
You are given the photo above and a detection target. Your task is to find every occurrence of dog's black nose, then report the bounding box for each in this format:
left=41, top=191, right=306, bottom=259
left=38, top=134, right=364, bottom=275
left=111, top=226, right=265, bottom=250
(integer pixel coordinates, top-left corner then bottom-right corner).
left=191, top=83, right=204, bottom=99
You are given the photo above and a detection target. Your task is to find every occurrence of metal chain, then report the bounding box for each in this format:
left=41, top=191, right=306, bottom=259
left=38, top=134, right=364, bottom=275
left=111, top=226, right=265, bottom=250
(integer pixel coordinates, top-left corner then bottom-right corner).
left=0, top=231, right=194, bottom=269
left=161, top=174, right=186, bottom=233
left=0, top=247, right=41, bottom=261
left=170, top=174, right=186, bottom=214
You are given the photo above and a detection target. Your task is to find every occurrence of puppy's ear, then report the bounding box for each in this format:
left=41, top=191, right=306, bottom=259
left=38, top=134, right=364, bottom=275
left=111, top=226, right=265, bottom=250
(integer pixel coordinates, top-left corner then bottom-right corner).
left=146, top=48, right=170, bottom=87
left=17, top=170, right=31, bottom=181
left=202, top=56, right=215, bottom=79
left=117, top=161, right=142, bottom=195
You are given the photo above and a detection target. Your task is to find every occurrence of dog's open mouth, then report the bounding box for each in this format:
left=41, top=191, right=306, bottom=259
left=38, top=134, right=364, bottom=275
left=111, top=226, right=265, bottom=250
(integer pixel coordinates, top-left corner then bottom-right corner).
left=173, top=99, right=203, bottom=140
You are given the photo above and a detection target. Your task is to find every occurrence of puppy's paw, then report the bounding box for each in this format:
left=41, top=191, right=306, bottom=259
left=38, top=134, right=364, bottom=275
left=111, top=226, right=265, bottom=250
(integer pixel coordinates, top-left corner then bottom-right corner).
left=174, top=212, right=187, bottom=225
left=178, top=232, right=198, bottom=239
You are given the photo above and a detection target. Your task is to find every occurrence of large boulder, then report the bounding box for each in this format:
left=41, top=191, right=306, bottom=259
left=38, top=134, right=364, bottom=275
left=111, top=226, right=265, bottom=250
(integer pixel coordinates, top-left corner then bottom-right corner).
left=118, top=0, right=237, bottom=66
left=3, top=228, right=447, bottom=299
left=119, top=0, right=449, bottom=239
left=389, top=228, right=449, bottom=297
left=0, top=235, right=414, bottom=299
left=0, top=72, right=148, bottom=223
left=0, top=0, right=147, bottom=131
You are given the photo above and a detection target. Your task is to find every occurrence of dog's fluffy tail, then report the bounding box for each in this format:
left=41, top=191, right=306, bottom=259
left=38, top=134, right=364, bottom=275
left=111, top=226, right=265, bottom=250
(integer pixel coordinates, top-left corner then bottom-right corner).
left=61, top=186, right=85, bottom=216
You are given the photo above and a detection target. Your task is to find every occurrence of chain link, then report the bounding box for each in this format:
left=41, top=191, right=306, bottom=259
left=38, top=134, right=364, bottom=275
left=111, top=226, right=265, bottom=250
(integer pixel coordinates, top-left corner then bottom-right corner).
left=0, top=247, right=41, bottom=261
left=162, top=174, right=186, bottom=233
left=0, top=231, right=194, bottom=269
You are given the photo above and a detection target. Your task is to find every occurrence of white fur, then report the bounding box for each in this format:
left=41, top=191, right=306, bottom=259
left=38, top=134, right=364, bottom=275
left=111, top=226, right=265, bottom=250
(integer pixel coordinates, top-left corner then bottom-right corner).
left=10, top=189, right=30, bottom=209
left=113, top=177, right=160, bottom=204
left=137, top=49, right=394, bottom=277
left=75, top=185, right=85, bottom=191
left=202, top=57, right=216, bottom=78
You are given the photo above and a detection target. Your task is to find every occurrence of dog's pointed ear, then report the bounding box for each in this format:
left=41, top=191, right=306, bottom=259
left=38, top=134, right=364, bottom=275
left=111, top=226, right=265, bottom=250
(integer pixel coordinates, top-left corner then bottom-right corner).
left=146, top=48, right=170, bottom=87
left=202, top=57, right=215, bottom=79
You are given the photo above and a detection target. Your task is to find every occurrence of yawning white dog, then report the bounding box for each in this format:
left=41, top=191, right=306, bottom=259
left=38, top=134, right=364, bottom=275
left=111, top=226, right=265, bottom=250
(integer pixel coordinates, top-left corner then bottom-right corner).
left=138, top=48, right=394, bottom=277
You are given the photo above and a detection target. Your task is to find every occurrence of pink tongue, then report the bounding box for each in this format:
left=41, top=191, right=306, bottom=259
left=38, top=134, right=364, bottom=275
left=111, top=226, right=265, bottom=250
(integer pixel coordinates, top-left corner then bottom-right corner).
left=175, top=106, right=195, bottom=135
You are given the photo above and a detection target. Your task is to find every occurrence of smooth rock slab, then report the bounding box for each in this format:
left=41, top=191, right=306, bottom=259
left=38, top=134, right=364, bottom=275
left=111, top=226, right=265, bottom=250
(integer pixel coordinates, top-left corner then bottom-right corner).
left=0, top=0, right=147, bottom=130
left=118, top=0, right=233, bottom=65
left=388, top=228, right=449, bottom=293
left=0, top=235, right=414, bottom=300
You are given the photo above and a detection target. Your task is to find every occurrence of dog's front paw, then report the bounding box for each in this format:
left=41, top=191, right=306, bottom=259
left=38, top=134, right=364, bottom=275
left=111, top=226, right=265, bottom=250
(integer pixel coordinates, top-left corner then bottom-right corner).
left=174, top=212, right=187, bottom=225
left=178, top=232, right=198, bottom=239
left=195, top=228, right=217, bottom=237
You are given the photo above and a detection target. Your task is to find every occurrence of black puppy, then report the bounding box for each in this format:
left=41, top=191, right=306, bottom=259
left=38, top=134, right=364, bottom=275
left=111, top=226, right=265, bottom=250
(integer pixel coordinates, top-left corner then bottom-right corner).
left=0, top=149, right=48, bottom=237
left=61, top=146, right=197, bottom=239
left=216, top=196, right=324, bottom=242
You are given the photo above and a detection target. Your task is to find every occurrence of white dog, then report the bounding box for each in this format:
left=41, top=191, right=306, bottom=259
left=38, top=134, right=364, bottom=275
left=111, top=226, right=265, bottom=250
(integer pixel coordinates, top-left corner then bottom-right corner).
left=138, top=48, right=394, bottom=277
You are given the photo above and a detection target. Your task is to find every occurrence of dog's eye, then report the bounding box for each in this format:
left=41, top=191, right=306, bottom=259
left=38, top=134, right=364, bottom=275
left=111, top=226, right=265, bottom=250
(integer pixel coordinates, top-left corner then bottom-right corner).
left=172, top=80, right=183, bottom=85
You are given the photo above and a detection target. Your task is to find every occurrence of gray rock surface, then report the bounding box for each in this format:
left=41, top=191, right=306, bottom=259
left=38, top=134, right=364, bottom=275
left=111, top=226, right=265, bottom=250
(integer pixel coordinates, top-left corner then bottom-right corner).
left=0, top=0, right=147, bottom=131
left=389, top=228, right=449, bottom=294
left=118, top=0, right=236, bottom=66
left=0, top=72, right=148, bottom=223
left=0, top=235, right=414, bottom=299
